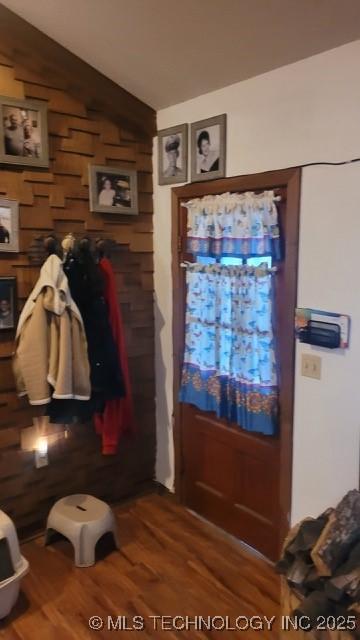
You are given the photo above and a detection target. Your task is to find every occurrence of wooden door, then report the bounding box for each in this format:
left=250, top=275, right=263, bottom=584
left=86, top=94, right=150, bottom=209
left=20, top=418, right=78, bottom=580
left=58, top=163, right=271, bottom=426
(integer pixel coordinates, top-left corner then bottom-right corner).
left=172, top=169, right=301, bottom=561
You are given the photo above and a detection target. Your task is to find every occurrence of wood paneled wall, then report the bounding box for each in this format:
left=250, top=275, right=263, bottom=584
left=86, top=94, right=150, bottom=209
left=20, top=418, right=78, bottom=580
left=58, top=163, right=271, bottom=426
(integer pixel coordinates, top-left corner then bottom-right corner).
left=0, top=58, right=156, bottom=536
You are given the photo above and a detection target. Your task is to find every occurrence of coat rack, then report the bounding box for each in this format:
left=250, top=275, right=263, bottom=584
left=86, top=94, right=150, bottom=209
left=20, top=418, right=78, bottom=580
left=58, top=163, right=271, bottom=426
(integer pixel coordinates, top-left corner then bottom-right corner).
left=27, top=234, right=115, bottom=265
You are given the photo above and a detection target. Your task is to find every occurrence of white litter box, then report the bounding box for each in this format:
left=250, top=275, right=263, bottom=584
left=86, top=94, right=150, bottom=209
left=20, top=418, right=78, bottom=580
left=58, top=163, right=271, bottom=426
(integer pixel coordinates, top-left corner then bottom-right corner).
left=0, top=510, right=29, bottom=619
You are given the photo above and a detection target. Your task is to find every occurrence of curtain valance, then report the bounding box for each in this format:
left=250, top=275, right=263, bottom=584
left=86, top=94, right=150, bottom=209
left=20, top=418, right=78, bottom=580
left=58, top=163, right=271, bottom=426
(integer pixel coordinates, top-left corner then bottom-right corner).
left=184, top=190, right=281, bottom=259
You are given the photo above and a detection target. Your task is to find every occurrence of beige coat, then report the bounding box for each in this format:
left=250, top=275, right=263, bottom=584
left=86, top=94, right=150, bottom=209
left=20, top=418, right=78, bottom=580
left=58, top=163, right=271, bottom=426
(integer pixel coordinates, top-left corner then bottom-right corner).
left=13, top=254, right=91, bottom=405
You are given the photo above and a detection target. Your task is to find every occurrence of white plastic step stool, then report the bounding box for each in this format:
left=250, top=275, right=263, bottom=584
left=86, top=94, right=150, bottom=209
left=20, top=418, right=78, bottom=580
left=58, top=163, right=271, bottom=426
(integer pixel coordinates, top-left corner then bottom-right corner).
left=45, top=494, right=119, bottom=567
left=0, top=511, right=29, bottom=619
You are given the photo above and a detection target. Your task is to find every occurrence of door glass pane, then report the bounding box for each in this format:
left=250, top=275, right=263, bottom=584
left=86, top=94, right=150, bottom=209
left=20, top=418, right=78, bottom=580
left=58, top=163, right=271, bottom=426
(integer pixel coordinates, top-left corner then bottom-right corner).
left=196, top=256, right=216, bottom=265
left=220, top=257, right=244, bottom=265
left=246, top=256, right=272, bottom=268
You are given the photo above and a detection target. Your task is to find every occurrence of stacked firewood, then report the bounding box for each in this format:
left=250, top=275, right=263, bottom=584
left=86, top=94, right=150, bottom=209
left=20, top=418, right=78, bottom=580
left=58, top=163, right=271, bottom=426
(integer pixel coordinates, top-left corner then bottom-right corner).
left=277, top=490, right=360, bottom=638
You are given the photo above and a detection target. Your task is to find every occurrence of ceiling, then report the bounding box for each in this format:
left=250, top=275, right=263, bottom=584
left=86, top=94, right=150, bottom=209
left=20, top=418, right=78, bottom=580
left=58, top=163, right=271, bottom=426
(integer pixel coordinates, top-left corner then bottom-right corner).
left=2, top=0, right=360, bottom=110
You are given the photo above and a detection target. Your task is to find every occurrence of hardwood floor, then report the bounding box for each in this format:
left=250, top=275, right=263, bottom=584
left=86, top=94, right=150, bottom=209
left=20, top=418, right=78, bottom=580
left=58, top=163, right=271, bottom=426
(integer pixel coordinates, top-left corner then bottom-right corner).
left=1, top=494, right=280, bottom=639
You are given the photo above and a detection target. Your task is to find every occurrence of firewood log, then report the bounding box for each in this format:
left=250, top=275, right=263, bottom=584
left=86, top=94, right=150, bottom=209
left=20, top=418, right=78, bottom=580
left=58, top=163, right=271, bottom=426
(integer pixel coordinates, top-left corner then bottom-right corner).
left=281, top=578, right=356, bottom=640
left=311, top=491, right=360, bottom=577
left=277, top=512, right=332, bottom=576
left=287, top=513, right=332, bottom=555
left=287, top=556, right=313, bottom=592
left=326, top=542, right=360, bottom=602
left=293, top=591, right=336, bottom=627
left=277, top=519, right=310, bottom=574
left=303, top=566, right=326, bottom=592
left=325, top=569, right=360, bottom=602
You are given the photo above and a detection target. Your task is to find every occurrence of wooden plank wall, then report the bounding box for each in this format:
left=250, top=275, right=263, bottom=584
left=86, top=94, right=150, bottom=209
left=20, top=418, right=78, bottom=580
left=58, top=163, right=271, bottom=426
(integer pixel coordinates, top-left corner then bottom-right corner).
left=0, top=58, right=156, bottom=536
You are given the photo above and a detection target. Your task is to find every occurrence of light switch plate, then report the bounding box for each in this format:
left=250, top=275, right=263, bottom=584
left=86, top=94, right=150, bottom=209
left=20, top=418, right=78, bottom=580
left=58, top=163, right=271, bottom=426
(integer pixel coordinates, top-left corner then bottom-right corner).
left=301, top=354, right=322, bottom=380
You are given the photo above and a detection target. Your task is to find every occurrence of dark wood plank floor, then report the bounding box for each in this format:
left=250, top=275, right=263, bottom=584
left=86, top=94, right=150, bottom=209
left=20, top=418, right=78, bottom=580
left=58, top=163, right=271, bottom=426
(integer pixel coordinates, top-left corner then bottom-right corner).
left=1, top=494, right=280, bottom=639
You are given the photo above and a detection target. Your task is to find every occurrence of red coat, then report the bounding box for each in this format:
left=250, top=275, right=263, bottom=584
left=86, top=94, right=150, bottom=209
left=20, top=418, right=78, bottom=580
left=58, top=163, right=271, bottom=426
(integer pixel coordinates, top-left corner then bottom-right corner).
left=95, top=257, right=135, bottom=454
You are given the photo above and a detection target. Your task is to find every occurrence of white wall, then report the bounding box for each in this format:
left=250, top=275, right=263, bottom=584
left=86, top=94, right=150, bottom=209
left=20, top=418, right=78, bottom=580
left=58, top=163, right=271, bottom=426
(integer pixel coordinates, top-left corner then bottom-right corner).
left=153, top=41, right=360, bottom=523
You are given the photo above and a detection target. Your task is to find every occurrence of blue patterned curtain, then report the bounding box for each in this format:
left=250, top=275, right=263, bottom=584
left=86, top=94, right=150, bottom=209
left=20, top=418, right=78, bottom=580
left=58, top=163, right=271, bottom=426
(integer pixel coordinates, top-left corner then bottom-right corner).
left=184, top=190, right=281, bottom=259
left=179, top=263, right=278, bottom=435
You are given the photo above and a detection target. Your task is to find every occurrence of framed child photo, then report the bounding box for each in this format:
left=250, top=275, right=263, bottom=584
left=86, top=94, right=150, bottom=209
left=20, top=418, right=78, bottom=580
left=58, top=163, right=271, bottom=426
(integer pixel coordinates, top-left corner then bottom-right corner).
left=89, top=165, right=138, bottom=215
left=0, top=96, right=49, bottom=168
left=0, top=277, right=17, bottom=331
left=158, top=123, right=188, bottom=185
left=191, top=114, right=226, bottom=182
left=0, top=199, right=19, bottom=253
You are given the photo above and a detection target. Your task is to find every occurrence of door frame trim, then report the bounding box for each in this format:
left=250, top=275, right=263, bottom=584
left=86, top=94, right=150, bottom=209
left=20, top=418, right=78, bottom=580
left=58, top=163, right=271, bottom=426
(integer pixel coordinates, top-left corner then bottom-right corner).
left=171, top=167, right=301, bottom=550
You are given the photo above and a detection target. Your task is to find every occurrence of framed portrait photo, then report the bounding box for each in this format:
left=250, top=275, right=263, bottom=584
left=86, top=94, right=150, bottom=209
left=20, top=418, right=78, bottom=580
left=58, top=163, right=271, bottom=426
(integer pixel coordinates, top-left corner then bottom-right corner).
left=89, top=165, right=138, bottom=215
left=191, top=114, right=226, bottom=182
left=0, top=277, right=16, bottom=331
left=0, top=96, right=49, bottom=168
left=0, top=199, right=19, bottom=253
left=158, top=123, right=188, bottom=185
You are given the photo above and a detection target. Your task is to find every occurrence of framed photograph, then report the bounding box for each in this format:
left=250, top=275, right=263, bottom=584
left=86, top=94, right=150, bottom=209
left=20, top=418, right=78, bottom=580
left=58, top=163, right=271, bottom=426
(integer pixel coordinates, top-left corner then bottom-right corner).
left=0, top=277, right=16, bottom=331
left=0, top=96, right=49, bottom=167
left=158, top=123, right=188, bottom=185
left=89, top=165, right=138, bottom=215
left=0, top=199, right=19, bottom=253
left=191, top=114, right=226, bottom=182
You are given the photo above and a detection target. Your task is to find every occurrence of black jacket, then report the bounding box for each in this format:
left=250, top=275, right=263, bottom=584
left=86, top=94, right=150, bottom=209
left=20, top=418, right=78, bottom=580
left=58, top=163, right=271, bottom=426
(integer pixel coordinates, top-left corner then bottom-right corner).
left=64, top=247, right=125, bottom=400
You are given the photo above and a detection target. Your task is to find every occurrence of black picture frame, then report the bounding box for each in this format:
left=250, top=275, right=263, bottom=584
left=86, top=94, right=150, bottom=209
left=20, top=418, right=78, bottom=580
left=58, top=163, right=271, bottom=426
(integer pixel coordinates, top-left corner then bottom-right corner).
left=0, top=198, right=19, bottom=253
left=0, top=276, right=17, bottom=331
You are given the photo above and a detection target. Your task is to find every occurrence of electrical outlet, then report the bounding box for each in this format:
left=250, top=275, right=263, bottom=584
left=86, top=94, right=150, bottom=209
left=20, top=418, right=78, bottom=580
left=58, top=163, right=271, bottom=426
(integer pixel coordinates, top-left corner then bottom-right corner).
left=301, top=354, right=322, bottom=380
left=34, top=436, right=48, bottom=469
left=35, top=448, right=48, bottom=468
